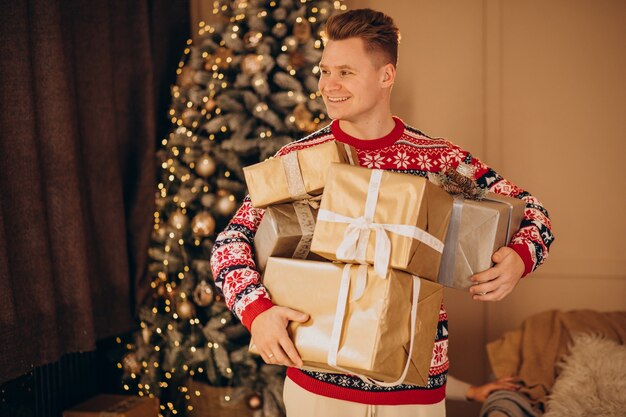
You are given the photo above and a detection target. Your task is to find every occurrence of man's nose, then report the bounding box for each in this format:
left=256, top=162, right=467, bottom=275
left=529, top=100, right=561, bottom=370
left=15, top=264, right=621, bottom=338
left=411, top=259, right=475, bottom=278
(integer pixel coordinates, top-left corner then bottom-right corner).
left=322, top=78, right=341, bottom=92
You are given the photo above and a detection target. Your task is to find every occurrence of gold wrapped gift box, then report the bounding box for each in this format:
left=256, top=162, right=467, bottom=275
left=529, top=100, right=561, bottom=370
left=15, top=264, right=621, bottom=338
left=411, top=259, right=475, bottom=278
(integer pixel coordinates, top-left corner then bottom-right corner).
left=243, top=140, right=358, bottom=208
left=254, top=201, right=325, bottom=272
left=437, top=193, right=526, bottom=289
left=251, top=257, right=443, bottom=387
left=310, top=164, right=453, bottom=282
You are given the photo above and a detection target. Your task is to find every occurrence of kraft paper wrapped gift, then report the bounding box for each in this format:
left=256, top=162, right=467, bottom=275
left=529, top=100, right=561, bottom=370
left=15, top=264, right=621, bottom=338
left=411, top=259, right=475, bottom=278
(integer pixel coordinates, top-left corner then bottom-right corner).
left=63, top=395, right=159, bottom=417
left=250, top=257, right=444, bottom=387
left=254, top=201, right=325, bottom=271
left=437, top=193, right=526, bottom=289
left=243, top=140, right=358, bottom=208
left=310, top=164, right=454, bottom=282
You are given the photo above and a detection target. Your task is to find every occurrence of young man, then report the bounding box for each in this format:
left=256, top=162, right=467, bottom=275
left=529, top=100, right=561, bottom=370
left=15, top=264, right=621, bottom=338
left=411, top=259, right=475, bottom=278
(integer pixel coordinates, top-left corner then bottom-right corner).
left=211, top=8, right=553, bottom=417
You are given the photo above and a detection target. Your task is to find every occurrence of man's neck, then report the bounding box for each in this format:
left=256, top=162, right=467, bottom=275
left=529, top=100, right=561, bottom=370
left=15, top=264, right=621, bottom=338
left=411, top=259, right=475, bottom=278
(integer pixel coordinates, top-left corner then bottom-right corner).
left=338, top=114, right=396, bottom=140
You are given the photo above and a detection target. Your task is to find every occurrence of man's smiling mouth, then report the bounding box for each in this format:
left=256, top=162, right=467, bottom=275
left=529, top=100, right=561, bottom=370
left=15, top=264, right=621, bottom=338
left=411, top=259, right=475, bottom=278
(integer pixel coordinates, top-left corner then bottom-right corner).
left=327, top=96, right=350, bottom=103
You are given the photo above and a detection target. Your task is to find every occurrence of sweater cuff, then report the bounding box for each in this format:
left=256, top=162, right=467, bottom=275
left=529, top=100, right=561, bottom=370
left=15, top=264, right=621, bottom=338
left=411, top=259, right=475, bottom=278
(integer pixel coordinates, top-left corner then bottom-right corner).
left=241, top=297, right=275, bottom=331
left=508, top=243, right=534, bottom=278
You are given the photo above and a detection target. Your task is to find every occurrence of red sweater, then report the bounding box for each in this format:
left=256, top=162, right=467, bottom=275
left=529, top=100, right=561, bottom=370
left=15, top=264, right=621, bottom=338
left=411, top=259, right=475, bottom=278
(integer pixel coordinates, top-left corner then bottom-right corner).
left=210, top=117, right=554, bottom=405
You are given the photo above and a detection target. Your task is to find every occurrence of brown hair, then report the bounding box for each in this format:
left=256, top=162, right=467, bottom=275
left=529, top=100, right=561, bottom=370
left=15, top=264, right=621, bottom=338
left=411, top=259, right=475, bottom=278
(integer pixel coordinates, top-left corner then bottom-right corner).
left=323, top=8, right=400, bottom=67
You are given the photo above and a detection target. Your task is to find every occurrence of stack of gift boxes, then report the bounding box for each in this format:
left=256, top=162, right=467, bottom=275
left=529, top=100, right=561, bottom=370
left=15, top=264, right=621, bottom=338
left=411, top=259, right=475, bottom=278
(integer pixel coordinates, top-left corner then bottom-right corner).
left=243, top=140, right=525, bottom=387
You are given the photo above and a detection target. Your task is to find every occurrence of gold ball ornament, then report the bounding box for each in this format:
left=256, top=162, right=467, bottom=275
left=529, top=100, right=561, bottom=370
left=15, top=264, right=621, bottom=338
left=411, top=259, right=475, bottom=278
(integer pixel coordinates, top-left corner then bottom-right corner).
left=204, top=98, right=217, bottom=113
left=244, top=30, right=263, bottom=49
left=201, top=193, right=216, bottom=208
left=168, top=210, right=190, bottom=231
left=195, top=154, right=216, bottom=177
left=246, top=392, right=263, bottom=410
left=177, top=299, right=196, bottom=320
left=241, top=54, right=263, bottom=75
left=193, top=281, right=215, bottom=307
left=191, top=212, right=216, bottom=237
left=122, top=353, right=141, bottom=374
left=215, top=192, right=237, bottom=216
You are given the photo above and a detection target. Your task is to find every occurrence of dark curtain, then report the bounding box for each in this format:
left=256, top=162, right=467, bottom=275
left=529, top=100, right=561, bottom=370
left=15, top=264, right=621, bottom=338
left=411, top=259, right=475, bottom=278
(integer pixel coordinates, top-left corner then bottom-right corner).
left=0, top=0, right=189, bottom=383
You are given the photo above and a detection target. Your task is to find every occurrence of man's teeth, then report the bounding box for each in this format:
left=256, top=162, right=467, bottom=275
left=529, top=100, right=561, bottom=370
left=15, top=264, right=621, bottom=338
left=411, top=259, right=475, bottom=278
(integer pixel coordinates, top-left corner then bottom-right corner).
left=328, top=97, right=349, bottom=102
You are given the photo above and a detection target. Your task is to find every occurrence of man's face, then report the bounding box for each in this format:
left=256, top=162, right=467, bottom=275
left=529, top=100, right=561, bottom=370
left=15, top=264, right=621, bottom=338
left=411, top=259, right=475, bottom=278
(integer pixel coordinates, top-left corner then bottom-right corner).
left=318, top=37, right=393, bottom=123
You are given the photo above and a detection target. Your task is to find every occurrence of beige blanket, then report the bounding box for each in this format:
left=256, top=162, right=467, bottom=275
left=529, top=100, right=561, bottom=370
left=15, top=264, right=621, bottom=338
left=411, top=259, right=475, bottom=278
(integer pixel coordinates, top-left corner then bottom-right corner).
left=487, top=309, right=626, bottom=407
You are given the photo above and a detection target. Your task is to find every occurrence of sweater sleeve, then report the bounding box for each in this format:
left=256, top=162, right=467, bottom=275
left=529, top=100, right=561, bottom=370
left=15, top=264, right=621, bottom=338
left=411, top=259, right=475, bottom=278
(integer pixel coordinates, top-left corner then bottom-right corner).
left=209, top=196, right=274, bottom=330
left=446, top=376, right=471, bottom=401
left=444, top=141, right=555, bottom=277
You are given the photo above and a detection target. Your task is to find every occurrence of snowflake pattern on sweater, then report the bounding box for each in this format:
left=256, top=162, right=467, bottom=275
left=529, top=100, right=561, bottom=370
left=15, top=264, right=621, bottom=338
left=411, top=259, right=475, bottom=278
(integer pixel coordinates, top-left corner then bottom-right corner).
left=210, top=117, right=554, bottom=405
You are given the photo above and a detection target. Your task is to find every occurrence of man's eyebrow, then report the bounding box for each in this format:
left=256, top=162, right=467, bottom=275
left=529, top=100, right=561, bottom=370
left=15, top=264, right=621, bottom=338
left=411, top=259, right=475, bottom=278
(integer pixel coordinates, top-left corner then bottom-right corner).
left=318, top=64, right=357, bottom=70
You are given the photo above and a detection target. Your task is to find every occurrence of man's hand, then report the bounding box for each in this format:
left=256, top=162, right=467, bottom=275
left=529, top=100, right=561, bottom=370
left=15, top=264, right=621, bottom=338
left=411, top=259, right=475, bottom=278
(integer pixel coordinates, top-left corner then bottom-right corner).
left=466, top=376, right=521, bottom=402
left=469, top=247, right=525, bottom=301
left=250, top=306, right=309, bottom=367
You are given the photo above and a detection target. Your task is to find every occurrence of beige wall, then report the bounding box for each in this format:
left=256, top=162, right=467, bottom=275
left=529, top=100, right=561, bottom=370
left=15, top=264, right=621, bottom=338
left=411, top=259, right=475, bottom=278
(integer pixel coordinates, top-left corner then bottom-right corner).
left=192, top=0, right=626, bottom=414
left=346, top=0, right=626, bottom=415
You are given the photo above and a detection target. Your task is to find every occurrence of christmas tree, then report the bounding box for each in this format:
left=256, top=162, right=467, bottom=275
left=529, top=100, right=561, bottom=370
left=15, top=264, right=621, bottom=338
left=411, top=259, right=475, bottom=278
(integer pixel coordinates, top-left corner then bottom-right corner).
left=118, top=1, right=345, bottom=416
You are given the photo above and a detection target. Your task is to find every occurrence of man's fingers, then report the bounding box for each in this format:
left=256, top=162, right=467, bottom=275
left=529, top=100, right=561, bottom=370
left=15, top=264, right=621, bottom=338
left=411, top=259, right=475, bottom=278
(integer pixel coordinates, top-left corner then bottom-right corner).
left=261, top=346, right=294, bottom=367
left=284, top=308, right=310, bottom=323
left=473, top=285, right=509, bottom=301
left=280, top=335, right=303, bottom=367
left=491, top=247, right=512, bottom=264
left=270, top=346, right=294, bottom=367
left=470, top=280, right=498, bottom=296
left=250, top=306, right=309, bottom=367
left=260, top=352, right=273, bottom=364
left=470, top=273, right=506, bottom=295
left=471, top=266, right=500, bottom=284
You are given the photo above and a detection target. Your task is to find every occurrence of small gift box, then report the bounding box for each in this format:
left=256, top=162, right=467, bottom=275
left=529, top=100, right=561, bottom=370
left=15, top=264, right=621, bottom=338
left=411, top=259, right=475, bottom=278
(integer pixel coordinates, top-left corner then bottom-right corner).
left=310, top=163, right=453, bottom=281
left=63, top=395, right=158, bottom=417
left=437, top=193, right=526, bottom=289
left=250, top=258, right=443, bottom=387
left=243, top=140, right=358, bottom=208
left=254, top=200, right=325, bottom=271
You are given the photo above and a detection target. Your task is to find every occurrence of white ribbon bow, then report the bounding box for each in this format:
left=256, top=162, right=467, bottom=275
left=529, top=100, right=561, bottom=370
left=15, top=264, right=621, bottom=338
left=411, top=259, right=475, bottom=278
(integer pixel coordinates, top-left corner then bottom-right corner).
left=335, top=216, right=391, bottom=278
left=317, top=169, right=445, bottom=278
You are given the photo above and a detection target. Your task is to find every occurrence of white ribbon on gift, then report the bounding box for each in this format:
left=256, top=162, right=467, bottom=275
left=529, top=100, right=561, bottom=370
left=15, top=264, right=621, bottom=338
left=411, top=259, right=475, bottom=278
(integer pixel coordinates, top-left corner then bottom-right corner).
left=282, top=152, right=314, bottom=200
left=291, top=200, right=318, bottom=260
left=437, top=195, right=465, bottom=287
left=316, top=169, right=446, bottom=278
left=326, top=264, right=421, bottom=387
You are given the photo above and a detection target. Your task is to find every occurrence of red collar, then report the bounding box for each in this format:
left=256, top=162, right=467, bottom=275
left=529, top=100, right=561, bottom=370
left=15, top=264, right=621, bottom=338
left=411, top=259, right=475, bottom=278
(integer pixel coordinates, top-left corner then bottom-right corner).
left=331, top=116, right=404, bottom=150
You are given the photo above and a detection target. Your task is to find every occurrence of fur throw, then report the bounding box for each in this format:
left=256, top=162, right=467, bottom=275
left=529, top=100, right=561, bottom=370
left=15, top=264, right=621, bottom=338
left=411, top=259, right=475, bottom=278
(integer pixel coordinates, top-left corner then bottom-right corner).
left=544, top=333, right=626, bottom=417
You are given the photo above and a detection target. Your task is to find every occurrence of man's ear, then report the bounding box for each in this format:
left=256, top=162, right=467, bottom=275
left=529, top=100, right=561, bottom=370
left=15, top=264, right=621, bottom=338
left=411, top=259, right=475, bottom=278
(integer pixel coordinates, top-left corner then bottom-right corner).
left=380, top=63, right=396, bottom=88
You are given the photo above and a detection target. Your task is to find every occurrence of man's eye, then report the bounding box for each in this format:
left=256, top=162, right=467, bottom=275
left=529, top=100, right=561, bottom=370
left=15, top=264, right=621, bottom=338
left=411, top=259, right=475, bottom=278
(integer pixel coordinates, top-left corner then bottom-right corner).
left=340, top=71, right=351, bottom=76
